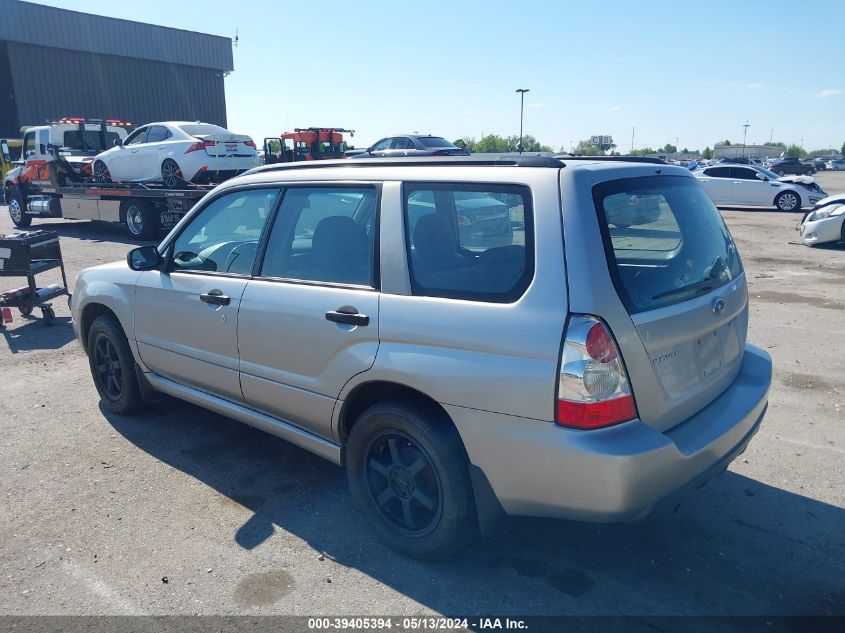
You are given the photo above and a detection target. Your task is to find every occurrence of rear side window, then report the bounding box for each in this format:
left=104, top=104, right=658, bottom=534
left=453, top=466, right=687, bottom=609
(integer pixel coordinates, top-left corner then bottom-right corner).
left=404, top=183, right=533, bottom=302
left=593, top=176, right=743, bottom=313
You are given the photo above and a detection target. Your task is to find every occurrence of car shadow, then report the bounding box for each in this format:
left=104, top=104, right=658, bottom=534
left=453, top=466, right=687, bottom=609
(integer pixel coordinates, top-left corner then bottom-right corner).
left=103, top=399, right=845, bottom=616
left=18, top=219, right=165, bottom=246
left=0, top=315, right=75, bottom=353
left=717, top=205, right=805, bottom=214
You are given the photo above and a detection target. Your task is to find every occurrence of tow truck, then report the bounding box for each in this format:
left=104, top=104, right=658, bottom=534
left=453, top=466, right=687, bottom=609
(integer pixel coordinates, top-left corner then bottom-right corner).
left=2, top=118, right=213, bottom=239
left=262, top=127, right=355, bottom=163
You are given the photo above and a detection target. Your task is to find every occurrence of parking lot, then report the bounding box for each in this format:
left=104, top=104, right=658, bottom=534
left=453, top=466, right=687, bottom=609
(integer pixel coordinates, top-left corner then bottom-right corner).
left=0, top=172, right=843, bottom=617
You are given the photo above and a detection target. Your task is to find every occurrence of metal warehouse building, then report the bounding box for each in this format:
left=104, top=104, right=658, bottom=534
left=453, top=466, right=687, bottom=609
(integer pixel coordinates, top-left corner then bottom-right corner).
left=0, top=0, right=233, bottom=139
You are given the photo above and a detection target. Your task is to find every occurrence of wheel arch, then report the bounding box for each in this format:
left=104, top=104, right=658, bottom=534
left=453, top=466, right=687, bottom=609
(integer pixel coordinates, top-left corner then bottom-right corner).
left=338, top=380, right=460, bottom=448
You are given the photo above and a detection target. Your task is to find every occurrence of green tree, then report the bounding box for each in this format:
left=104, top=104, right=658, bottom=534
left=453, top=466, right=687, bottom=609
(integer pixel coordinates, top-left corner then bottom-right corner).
left=702, top=146, right=713, bottom=159
left=841, top=141, right=845, bottom=157
left=768, top=141, right=786, bottom=149
left=785, top=144, right=805, bottom=158
left=721, top=139, right=732, bottom=146
left=453, top=139, right=467, bottom=150
left=629, top=147, right=656, bottom=156
left=662, top=143, right=677, bottom=154
left=571, top=140, right=603, bottom=156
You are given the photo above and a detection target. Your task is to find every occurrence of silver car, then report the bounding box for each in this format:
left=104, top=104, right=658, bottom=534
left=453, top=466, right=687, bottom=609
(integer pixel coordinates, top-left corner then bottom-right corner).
left=71, top=156, right=772, bottom=558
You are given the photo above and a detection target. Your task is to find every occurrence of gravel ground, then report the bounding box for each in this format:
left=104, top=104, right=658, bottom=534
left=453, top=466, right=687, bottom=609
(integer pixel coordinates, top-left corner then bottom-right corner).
left=0, top=172, right=843, bottom=617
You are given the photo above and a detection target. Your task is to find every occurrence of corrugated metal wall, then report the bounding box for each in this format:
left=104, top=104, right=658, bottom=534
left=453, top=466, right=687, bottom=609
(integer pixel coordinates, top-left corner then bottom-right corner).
left=6, top=42, right=228, bottom=131
left=0, top=0, right=233, bottom=71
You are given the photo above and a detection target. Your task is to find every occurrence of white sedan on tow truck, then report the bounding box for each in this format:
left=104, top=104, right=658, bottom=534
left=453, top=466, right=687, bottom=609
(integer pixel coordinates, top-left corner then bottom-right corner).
left=798, top=194, right=845, bottom=246
left=91, top=121, right=261, bottom=188
left=694, top=164, right=827, bottom=211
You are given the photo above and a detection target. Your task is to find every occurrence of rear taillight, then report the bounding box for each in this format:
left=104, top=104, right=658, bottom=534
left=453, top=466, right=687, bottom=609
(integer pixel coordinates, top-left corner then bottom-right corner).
left=185, top=140, right=214, bottom=153
left=244, top=140, right=257, bottom=149
left=556, top=315, right=637, bottom=429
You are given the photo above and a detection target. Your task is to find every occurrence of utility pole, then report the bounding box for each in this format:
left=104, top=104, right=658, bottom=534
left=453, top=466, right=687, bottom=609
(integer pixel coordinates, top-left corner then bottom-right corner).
left=676, top=136, right=679, bottom=158
left=631, top=127, right=635, bottom=153
left=742, top=120, right=750, bottom=157
left=769, top=128, right=773, bottom=144
left=515, top=88, right=529, bottom=153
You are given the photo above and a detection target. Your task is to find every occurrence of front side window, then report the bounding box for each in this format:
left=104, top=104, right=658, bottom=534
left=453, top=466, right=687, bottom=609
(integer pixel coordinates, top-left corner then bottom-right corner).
left=731, top=167, right=759, bottom=180
left=704, top=167, right=731, bottom=178
left=371, top=138, right=392, bottom=151
left=261, top=187, right=377, bottom=286
left=593, top=176, right=743, bottom=313
left=23, top=132, right=35, bottom=157
left=170, top=188, right=279, bottom=275
left=404, top=183, right=533, bottom=302
left=123, top=127, right=147, bottom=146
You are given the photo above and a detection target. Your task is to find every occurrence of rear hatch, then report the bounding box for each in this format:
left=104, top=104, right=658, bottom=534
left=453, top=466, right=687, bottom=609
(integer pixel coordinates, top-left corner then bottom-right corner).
left=592, top=175, right=747, bottom=431
left=199, top=134, right=256, bottom=158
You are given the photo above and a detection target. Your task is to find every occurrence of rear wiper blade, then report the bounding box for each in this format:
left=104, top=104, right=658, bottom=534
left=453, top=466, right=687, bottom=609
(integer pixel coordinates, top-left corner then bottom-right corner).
left=653, top=280, right=715, bottom=300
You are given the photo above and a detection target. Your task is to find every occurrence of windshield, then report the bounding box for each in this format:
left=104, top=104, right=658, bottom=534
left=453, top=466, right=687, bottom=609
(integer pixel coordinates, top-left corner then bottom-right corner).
left=417, top=136, right=454, bottom=149
left=593, top=175, right=743, bottom=313
left=754, top=166, right=781, bottom=180
left=179, top=124, right=229, bottom=137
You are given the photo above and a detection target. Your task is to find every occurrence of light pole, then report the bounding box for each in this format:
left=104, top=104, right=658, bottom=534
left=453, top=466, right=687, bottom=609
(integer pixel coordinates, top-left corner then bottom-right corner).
left=515, top=88, right=529, bottom=153
left=742, top=120, right=750, bottom=157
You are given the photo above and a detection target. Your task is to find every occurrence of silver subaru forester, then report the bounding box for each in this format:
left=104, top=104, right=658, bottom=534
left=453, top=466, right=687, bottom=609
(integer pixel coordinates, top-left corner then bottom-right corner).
left=71, top=156, right=772, bottom=558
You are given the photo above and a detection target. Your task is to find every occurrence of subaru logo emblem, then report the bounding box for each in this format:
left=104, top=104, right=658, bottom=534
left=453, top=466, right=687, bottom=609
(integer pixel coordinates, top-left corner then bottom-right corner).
left=712, top=297, right=726, bottom=316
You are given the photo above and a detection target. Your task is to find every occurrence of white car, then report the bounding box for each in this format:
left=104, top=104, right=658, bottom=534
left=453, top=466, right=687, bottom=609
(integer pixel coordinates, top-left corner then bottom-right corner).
left=694, top=164, right=827, bottom=211
left=826, top=159, right=845, bottom=171
left=91, top=122, right=261, bottom=188
left=798, top=194, right=845, bottom=246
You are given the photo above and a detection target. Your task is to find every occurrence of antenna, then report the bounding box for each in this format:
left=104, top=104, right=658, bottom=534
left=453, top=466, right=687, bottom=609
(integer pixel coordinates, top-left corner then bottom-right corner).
left=233, top=27, right=239, bottom=48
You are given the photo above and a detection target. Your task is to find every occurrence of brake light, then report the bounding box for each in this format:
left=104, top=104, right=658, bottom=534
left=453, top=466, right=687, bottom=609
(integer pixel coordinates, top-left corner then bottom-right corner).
left=244, top=140, right=257, bottom=149
left=556, top=316, right=637, bottom=429
left=186, top=140, right=214, bottom=153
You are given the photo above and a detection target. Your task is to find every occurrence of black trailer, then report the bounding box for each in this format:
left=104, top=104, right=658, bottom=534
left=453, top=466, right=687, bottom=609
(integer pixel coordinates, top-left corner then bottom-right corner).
left=6, top=181, right=212, bottom=240
left=0, top=229, right=68, bottom=327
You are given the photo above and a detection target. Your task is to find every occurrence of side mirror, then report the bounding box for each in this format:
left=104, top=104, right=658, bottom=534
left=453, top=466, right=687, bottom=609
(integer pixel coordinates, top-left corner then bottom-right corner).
left=755, top=172, right=765, bottom=180
left=0, top=140, right=9, bottom=162
left=114, top=138, right=123, bottom=148
left=127, top=245, right=163, bottom=271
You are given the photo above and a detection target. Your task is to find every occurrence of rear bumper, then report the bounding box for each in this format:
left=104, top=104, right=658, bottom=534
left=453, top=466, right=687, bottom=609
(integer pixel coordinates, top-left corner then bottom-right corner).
left=448, top=344, right=771, bottom=522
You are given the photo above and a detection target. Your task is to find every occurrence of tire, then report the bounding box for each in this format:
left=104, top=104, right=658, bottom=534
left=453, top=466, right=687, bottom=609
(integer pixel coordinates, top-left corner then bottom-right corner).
left=7, top=191, right=32, bottom=228
left=346, top=401, right=477, bottom=559
left=775, top=190, right=801, bottom=212
left=86, top=315, right=143, bottom=415
left=92, top=160, right=112, bottom=183
left=18, top=305, right=33, bottom=317
left=161, top=159, right=185, bottom=189
left=121, top=199, right=159, bottom=240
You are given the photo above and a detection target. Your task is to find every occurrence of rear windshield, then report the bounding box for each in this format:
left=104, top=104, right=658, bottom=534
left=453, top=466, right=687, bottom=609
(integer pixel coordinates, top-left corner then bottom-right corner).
left=62, top=130, right=122, bottom=152
left=593, top=175, right=743, bottom=313
left=179, top=124, right=228, bottom=137
left=417, top=137, right=453, bottom=149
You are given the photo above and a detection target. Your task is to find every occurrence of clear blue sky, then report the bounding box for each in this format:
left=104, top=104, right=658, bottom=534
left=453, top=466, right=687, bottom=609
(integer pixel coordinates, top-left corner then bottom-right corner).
left=34, top=0, right=845, bottom=152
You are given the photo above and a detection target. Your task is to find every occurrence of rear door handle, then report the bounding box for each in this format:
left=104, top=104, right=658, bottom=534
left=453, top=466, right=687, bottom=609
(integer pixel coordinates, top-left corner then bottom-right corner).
left=325, top=305, right=369, bottom=326
left=200, top=289, right=230, bottom=306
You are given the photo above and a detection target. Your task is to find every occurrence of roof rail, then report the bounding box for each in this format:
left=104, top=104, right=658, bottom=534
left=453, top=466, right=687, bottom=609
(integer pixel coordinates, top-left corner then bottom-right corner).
left=250, top=154, right=566, bottom=175
left=555, top=154, right=667, bottom=165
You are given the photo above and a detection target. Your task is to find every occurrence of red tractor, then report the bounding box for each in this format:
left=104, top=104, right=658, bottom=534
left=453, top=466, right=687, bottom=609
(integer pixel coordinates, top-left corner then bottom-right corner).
left=263, top=128, right=355, bottom=164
